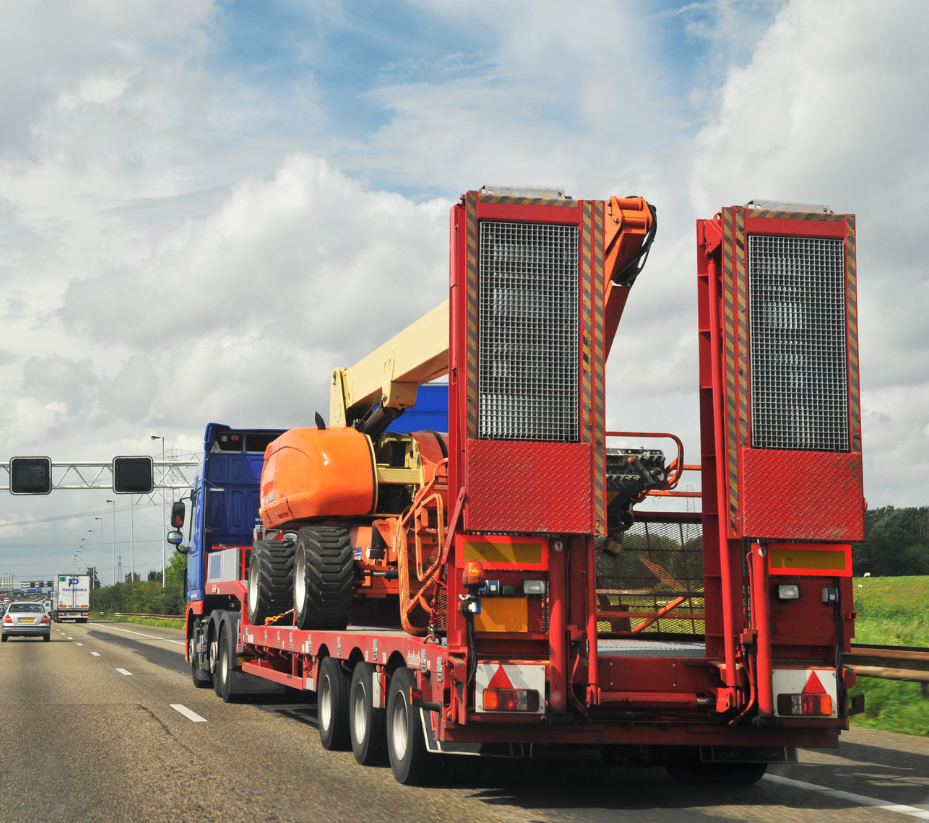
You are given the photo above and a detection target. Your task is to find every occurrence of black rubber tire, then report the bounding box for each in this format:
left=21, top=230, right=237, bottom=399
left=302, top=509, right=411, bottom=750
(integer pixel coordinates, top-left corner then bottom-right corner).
left=247, top=539, right=296, bottom=625
left=43, top=634, right=50, bottom=642
left=350, top=661, right=388, bottom=766
left=0, top=635, right=7, bottom=642
left=318, top=656, right=350, bottom=751
left=211, top=617, right=225, bottom=698
left=190, top=636, right=212, bottom=689
left=386, top=667, right=444, bottom=786
left=216, top=622, right=238, bottom=704
left=294, top=527, right=353, bottom=631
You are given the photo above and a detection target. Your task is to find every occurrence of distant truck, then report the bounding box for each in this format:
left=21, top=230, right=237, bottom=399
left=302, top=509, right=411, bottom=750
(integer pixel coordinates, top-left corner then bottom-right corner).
left=53, top=575, right=90, bottom=622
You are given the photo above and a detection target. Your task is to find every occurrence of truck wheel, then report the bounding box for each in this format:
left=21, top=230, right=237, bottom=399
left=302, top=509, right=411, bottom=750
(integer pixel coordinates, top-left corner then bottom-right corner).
left=350, top=661, right=388, bottom=766
left=190, top=637, right=212, bottom=689
left=318, top=656, right=350, bottom=751
left=386, top=666, right=444, bottom=785
left=294, top=527, right=353, bottom=630
left=247, top=539, right=295, bottom=625
left=216, top=622, right=239, bottom=704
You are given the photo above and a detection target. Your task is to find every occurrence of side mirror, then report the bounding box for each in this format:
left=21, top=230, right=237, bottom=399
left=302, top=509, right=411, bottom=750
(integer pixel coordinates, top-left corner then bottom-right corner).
left=166, top=529, right=183, bottom=546
left=171, top=500, right=186, bottom=528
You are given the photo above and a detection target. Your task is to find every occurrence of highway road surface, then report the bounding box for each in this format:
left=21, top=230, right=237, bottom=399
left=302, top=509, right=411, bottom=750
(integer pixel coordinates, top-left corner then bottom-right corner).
left=1, top=620, right=928, bottom=823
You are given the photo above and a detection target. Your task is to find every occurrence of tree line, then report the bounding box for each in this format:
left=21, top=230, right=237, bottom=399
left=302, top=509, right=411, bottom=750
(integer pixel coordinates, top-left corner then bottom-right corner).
left=853, top=506, right=929, bottom=577
left=89, top=550, right=187, bottom=616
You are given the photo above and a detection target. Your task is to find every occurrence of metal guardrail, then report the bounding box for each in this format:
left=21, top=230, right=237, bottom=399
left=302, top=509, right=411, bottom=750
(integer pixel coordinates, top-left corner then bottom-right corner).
left=846, top=644, right=929, bottom=694
left=91, top=612, right=184, bottom=621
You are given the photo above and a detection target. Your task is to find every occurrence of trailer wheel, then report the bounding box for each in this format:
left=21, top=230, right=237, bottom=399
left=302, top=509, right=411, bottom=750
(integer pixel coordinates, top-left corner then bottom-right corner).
left=350, top=661, right=388, bottom=766
left=318, top=656, right=350, bottom=751
left=386, top=666, right=444, bottom=786
left=294, top=527, right=353, bottom=631
left=189, top=637, right=212, bottom=689
left=216, top=622, right=239, bottom=704
left=247, top=539, right=295, bottom=625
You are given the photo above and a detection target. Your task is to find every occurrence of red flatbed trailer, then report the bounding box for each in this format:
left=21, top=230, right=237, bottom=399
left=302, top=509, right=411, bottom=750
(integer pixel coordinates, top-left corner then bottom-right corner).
left=183, top=191, right=863, bottom=785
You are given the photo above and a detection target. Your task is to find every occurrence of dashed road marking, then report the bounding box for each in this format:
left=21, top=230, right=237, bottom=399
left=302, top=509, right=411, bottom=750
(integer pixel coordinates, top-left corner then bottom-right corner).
left=116, top=668, right=132, bottom=676
left=67, top=637, right=73, bottom=640
left=76, top=643, right=83, bottom=646
left=764, top=774, right=929, bottom=819
left=91, top=652, right=101, bottom=657
left=98, top=625, right=185, bottom=646
left=170, top=704, right=207, bottom=723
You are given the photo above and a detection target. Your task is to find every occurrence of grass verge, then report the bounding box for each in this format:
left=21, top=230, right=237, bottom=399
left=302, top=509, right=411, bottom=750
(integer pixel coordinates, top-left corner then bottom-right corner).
left=90, top=612, right=185, bottom=631
left=849, top=576, right=928, bottom=736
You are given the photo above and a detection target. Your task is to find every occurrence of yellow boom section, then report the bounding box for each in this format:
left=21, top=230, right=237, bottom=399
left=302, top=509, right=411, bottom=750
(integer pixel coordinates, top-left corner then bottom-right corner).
left=330, top=300, right=449, bottom=427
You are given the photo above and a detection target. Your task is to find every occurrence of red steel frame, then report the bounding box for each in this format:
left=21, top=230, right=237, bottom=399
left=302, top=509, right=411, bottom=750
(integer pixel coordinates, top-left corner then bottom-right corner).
left=184, top=196, right=862, bottom=754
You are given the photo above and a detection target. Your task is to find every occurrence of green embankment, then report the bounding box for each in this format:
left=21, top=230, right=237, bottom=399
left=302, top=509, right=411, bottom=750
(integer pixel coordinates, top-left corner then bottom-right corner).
left=847, top=575, right=929, bottom=736
left=90, top=613, right=185, bottom=631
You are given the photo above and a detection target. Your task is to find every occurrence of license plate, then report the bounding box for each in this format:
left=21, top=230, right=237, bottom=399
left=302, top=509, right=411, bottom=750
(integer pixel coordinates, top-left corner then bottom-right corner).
left=20, top=618, right=35, bottom=623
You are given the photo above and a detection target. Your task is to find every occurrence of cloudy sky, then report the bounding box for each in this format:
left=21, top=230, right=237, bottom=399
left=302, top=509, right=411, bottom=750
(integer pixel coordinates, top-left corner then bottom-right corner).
left=1, top=0, right=926, bottom=585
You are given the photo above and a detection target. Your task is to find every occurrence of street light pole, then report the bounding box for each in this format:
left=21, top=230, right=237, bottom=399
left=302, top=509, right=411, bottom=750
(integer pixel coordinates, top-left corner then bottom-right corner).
left=88, top=529, right=96, bottom=589
left=106, top=499, right=116, bottom=584
left=151, top=435, right=166, bottom=587
left=94, top=517, right=103, bottom=587
left=130, top=496, right=135, bottom=583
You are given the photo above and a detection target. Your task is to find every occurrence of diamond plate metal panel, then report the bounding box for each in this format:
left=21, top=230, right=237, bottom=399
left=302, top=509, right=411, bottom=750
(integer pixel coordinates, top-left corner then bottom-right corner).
left=465, top=440, right=593, bottom=534
left=741, top=449, right=864, bottom=541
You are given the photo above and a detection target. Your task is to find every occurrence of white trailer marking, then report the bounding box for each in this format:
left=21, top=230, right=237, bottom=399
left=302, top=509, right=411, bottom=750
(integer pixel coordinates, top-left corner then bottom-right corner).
left=116, top=668, right=132, bottom=676
left=764, top=774, right=929, bottom=819
left=170, top=704, right=207, bottom=723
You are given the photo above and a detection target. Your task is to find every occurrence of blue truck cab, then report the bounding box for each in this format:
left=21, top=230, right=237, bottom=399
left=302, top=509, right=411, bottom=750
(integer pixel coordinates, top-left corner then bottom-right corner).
left=184, top=386, right=449, bottom=604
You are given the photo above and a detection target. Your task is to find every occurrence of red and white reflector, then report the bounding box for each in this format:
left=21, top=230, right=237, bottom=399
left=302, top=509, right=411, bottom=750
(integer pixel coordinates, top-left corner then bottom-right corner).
left=773, top=668, right=838, bottom=718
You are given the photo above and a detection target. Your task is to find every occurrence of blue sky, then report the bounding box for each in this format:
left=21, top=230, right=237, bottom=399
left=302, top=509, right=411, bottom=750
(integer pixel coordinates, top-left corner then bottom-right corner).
left=0, top=0, right=926, bottom=582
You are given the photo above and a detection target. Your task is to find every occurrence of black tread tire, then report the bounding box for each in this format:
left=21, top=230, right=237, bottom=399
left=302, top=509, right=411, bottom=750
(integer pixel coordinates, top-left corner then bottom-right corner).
left=43, top=634, right=50, bottom=642
left=211, top=616, right=225, bottom=698
left=318, top=656, right=350, bottom=751
left=190, top=637, right=212, bottom=689
left=386, top=667, right=444, bottom=786
left=247, top=539, right=296, bottom=625
left=0, top=635, right=7, bottom=642
left=217, top=622, right=238, bottom=704
left=350, top=661, right=388, bottom=766
left=294, top=527, right=353, bottom=630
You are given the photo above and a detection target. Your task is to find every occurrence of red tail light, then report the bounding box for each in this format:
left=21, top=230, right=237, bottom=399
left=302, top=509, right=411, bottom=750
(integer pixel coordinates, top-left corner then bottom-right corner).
left=776, top=693, right=833, bottom=716
left=40, top=615, right=49, bottom=624
left=3, top=615, right=11, bottom=624
left=482, top=688, right=540, bottom=712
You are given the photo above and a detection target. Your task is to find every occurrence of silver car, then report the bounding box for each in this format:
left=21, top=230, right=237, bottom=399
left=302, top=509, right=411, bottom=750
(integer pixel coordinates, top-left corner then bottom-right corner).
left=2, top=601, right=51, bottom=641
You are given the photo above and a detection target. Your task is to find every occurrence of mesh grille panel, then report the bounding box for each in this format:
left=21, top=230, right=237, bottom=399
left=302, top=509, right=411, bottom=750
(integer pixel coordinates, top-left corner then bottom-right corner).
left=595, top=518, right=704, bottom=638
left=748, top=235, right=849, bottom=451
left=478, top=221, right=579, bottom=442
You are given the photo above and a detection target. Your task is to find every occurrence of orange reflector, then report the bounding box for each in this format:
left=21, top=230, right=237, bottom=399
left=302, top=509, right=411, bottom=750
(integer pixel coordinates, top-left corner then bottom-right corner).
left=481, top=688, right=540, bottom=713
left=768, top=543, right=852, bottom=577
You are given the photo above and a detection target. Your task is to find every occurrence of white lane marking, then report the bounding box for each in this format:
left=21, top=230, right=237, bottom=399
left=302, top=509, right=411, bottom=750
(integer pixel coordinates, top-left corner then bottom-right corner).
left=116, top=668, right=133, bottom=676
left=98, top=625, right=185, bottom=646
left=765, top=774, right=929, bottom=819
left=170, top=704, right=207, bottom=723
left=76, top=643, right=83, bottom=646
left=91, top=652, right=101, bottom=657
left=67, top=637, right=73, bottom=640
